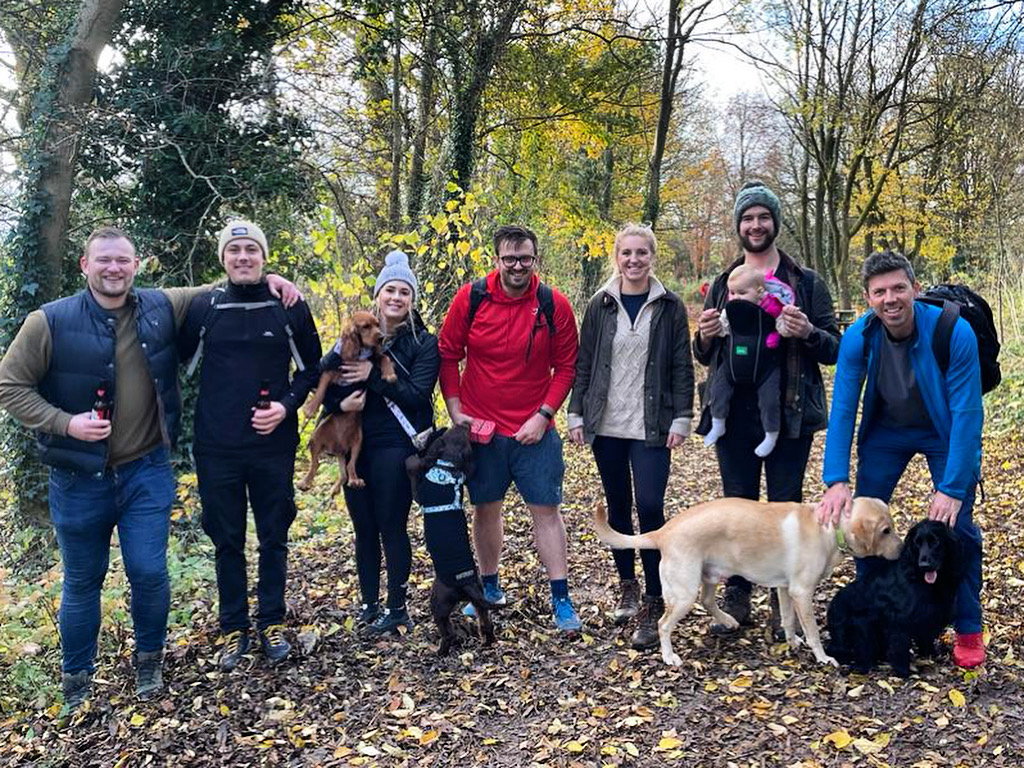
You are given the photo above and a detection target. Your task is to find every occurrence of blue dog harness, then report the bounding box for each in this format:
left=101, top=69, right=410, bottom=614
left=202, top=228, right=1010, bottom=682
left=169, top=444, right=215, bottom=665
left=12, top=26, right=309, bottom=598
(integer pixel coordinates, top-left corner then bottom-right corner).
left=415, top=459, right=477, bottom=586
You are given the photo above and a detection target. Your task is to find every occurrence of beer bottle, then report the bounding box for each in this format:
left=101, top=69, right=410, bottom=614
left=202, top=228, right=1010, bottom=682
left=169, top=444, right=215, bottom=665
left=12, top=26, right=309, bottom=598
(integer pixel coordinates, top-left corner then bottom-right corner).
left=91, top=379, right=112, bottom=421
left=256, top=379, right=272, bottom=410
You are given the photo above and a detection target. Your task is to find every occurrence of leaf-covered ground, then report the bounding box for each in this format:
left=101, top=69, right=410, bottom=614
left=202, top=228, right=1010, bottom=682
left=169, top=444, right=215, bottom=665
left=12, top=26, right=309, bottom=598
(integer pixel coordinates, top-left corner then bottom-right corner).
left=3, top=420, right=1024, bottom=767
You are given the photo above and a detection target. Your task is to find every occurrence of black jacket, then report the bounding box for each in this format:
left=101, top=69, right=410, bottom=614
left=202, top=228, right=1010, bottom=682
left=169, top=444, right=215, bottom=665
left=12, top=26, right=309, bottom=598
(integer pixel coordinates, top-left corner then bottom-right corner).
left=179, top=280, right=322, bottom=454
left=693, top=249, right=839, bottom=438
left=321, top=311, right=439, bottom=448
left=568, top=281, right=694, bottom=447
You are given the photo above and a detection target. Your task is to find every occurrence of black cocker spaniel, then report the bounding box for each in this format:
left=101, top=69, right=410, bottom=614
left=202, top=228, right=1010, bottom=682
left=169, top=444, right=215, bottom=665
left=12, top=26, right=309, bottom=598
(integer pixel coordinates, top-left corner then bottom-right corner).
left=825, top=520, right=963, bottom=676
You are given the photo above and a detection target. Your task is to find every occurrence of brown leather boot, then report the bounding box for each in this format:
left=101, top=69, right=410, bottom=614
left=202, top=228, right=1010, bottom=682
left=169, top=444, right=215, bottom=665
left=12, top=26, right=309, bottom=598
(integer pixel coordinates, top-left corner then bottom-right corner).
left=612, top=579, right=641, bottom=626
left=631, top=595, right=664, bottom=650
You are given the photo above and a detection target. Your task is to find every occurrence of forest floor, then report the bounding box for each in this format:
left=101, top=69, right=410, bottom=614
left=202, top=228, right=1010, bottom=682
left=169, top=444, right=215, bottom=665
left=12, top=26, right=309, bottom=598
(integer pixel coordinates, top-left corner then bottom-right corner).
left=2, top=420, right=1023, bottom=768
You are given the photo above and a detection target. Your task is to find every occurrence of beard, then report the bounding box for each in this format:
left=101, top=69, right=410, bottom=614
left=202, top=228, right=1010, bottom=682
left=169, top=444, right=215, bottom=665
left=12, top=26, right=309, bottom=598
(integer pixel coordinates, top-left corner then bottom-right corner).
left=739, top=227, right=777, bottom=254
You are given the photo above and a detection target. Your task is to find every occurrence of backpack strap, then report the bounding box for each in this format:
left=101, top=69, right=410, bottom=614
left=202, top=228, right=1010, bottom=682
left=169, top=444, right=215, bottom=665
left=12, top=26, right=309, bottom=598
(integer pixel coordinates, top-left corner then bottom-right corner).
left=466, top=277, right=556, bottom=334
left=186, top=291, right=305, bottom=376
left=931, top=300, right=959, bottom=377
left=185, top=288, right=225, bottom=377
left=269, top=301, right=307, bottom=372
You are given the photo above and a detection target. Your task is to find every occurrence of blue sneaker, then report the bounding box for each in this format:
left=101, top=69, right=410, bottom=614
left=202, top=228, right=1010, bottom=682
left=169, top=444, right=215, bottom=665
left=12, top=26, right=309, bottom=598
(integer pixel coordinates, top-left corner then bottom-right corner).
left=552, top=596, right=582, bottom=632
left=462, top=582, right=507, bottom=617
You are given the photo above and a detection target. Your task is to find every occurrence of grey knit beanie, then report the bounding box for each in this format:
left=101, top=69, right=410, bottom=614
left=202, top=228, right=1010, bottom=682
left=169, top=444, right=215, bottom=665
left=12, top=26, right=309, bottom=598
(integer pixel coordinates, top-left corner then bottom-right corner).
left=374, top=250, right=418, bottom=299
left=733, top=181, right=781, bottom=234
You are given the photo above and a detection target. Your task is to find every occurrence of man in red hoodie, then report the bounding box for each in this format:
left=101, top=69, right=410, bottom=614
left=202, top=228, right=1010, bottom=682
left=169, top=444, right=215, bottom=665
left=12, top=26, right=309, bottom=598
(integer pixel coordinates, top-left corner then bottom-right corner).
left=438, top=225, right=581, bottom=631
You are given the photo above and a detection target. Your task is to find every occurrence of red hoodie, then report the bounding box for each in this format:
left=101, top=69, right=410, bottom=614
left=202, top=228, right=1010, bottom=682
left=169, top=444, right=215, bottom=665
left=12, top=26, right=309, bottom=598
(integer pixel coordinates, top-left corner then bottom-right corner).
left=438, top=272, right=578, bottom=437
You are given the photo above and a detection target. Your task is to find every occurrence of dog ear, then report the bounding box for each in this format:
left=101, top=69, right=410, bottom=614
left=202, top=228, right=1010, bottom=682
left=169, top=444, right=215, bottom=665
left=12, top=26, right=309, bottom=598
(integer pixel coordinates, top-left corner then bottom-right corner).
left=340, top=320, right=360, bottom=360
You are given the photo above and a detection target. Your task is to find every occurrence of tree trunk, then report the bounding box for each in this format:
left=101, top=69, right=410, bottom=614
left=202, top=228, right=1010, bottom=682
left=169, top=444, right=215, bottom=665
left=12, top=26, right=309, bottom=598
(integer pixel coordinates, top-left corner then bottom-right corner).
left=34, top=0, right=125, bottom=301
left=443, top=0, right=524, bottom=195
left=641, top=0, right=712, bottom=226
left=406, top=9, right=438, bottom=222
left=387, top=0, right=403, bottom=231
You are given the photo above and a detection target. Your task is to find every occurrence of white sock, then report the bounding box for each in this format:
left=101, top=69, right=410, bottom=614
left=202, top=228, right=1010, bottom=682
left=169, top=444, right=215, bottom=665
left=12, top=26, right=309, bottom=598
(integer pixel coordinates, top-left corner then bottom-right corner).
left=704, top=418, right=727, bottom=447
left=755, top=431, right=779, bottom=457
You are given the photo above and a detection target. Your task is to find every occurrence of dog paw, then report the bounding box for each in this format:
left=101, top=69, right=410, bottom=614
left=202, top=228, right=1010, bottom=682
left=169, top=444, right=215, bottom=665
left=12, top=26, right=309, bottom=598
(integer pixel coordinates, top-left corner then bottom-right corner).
left=785, top=632, right=804, bottom=649
left=816, top=653, right=839, bottom=667
left=662, top=651, right=684, bottom=667
left=347, top=478, right=366, bottom=489
left=296, top=479, right=312, bottom=492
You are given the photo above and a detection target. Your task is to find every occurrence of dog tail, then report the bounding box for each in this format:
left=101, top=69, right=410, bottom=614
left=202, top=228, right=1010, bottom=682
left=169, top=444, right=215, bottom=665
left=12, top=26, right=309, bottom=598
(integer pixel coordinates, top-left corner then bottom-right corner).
left=592, top=501, right=659, bottom=550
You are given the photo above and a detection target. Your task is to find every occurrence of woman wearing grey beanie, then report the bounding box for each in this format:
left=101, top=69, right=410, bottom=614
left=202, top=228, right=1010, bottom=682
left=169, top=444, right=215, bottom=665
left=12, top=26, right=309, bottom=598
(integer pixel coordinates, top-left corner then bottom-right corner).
left=317, top=250, right=440, bottom=634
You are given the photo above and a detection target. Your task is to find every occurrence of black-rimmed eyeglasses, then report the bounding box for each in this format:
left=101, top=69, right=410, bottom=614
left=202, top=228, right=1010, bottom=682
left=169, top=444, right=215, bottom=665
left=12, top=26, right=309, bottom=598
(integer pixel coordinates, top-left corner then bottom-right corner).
left=499, top=255, right=536, bottom=268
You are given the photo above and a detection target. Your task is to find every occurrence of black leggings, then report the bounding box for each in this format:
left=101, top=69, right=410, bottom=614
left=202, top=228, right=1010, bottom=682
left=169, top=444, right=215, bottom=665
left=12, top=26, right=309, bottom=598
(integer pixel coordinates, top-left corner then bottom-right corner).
left=591, top=436, right=671, bottom=597
left=343, top=444, right=414, bottom=610
left=714, top=394, right=813, bottom=593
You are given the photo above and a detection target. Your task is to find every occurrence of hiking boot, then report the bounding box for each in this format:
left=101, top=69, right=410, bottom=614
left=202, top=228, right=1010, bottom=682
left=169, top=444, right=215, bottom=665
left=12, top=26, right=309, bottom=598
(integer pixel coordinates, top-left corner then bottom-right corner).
left=612, top=579, right=641, bottom=626
left=358, top=602, right=381, bottom=625
left=134, top=650, right=163, bottom=701
left=218, top=629, right=250, bottom=672
left=463, top=581, right=506, bottom=617
left=366, top=607, right=413, bottom=636
left=710, top=583, right=752, bottom=635
left=552, top=596, right=583, bottom=632
left=631, top=595, right=664, bottom=650
left=62, top=670, right=92, bottom=712
left=953, top=632, right=986, bottom=668
left=259, top=624, right=292, bottom=664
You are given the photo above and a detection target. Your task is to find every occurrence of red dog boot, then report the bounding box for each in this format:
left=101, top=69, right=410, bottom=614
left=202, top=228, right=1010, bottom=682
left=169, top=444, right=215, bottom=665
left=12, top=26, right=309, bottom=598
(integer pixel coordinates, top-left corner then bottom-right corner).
left=953, top=632, right=986, bottom=668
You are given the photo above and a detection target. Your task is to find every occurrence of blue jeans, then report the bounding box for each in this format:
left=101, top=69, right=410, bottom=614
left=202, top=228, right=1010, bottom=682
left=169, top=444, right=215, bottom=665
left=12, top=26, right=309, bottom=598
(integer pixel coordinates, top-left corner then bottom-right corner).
left=855, top=425, right=983, bottom=634
left=48, top=445, right=175, bottom=674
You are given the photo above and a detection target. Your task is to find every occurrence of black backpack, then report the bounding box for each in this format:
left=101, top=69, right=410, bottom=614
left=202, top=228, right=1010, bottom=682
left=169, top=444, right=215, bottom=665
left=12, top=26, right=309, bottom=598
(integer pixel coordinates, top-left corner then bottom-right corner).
left=467, top=277, right=556, bottom=334
left=919, top=284, right=1001, bottom=394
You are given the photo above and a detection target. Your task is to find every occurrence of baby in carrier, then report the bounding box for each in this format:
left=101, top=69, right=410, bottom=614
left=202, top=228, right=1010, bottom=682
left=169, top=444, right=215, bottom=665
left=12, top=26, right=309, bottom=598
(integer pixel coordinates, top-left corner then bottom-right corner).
left=703, top=264, right=792, bottom=457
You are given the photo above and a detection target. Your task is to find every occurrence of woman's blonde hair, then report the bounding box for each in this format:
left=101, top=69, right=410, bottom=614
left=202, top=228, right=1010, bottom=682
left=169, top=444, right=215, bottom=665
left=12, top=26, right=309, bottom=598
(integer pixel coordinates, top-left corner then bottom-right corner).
left=611, top=224, right=657, bottom=273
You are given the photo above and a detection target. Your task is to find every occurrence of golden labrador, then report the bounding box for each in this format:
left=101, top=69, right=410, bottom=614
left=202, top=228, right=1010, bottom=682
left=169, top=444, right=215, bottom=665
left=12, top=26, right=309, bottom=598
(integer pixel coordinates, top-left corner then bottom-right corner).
left=593, top=497, right=902, bottom=667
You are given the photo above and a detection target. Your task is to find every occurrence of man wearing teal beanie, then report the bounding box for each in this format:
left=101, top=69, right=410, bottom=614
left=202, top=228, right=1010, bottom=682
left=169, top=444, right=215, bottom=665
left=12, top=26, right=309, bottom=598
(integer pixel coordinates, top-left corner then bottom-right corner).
left=693, top=181, right=841, bottom=637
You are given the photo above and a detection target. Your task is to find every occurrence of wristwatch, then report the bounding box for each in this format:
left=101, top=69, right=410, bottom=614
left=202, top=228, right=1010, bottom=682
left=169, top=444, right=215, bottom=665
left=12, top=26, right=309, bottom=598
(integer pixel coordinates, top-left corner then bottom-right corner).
left=537, top=406, right=554, bottom=421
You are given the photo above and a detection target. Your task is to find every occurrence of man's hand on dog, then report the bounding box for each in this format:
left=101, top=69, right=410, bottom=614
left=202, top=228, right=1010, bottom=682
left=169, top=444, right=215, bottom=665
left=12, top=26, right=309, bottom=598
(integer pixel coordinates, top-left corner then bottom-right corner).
left=252, top=401, right=287, bottom=435
left=514, top=413, right=548, bottom=445
left=816, top=481, right=853, bottom=525
left=928, top=491, right=962, bottom=528
left=338, top=360, right=372, bottom=384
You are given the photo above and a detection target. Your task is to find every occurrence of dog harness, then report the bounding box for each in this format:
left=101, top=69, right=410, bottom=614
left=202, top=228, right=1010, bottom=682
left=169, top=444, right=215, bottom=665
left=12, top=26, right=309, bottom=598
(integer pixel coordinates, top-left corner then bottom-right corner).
left=416, top=460, right=477, bottom=586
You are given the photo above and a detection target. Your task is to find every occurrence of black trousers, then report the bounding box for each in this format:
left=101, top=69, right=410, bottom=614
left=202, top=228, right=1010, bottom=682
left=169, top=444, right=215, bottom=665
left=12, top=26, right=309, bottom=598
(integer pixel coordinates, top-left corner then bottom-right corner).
left=343, top=444, right=414, bottom=611
left=197, top=449, right=297, bottom=632
left=591, top=436, right=671, bottom=597
left=714, top=394, right=813, bottom=593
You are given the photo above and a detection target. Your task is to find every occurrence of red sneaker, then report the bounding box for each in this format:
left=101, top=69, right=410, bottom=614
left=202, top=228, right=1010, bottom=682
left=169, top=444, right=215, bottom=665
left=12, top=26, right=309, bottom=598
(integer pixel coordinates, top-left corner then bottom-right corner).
left=953, top=632, right=986, bottom=668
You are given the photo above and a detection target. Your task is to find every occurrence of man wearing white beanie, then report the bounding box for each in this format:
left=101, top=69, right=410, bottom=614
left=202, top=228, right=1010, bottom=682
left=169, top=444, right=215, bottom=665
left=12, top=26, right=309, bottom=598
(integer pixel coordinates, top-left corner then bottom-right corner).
left=180, top=219, right=322, bottom=670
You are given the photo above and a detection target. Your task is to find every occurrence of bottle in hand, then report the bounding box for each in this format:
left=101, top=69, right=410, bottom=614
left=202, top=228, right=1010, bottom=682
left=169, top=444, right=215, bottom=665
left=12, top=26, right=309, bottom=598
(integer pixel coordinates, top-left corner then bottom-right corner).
left=91, top=379, right=112, bottom=421
left=256, top=379, right=272, bottom=410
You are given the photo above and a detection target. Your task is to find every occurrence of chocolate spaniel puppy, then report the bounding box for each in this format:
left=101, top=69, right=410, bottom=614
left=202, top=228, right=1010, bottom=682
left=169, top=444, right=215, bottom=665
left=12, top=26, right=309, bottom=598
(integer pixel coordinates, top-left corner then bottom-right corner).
left=826, top=520, right=963, bottom=676
left=406, top=424, right=496, bottom=656
left=298, top=311, right=396, bottom=494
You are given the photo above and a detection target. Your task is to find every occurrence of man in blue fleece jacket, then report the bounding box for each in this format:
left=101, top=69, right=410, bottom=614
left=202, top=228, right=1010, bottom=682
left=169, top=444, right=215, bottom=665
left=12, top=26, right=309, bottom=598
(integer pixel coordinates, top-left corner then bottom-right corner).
left=817, top=250, right=985, bottom=668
